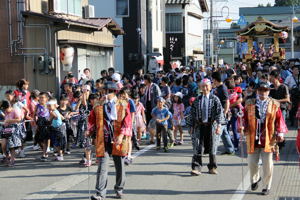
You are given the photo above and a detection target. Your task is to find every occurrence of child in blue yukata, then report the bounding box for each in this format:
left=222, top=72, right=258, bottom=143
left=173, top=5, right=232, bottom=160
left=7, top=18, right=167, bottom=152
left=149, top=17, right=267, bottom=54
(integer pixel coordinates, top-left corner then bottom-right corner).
left=151, top=97, right=170, bottom=152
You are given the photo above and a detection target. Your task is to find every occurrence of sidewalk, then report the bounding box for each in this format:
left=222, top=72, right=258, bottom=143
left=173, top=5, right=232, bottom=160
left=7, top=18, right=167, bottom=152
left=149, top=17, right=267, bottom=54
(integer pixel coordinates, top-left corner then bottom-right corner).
left=275, top=128, right=300, bottom=200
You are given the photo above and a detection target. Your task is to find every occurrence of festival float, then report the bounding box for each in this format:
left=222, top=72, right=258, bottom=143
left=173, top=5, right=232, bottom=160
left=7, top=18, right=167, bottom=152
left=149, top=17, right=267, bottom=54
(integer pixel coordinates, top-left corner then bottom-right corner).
left=236, top=16, right=290, bottom=72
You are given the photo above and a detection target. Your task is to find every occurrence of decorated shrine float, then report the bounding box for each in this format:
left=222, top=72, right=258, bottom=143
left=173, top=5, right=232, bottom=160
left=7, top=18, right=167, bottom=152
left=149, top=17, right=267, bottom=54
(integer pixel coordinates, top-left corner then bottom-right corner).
left=236, top=17, right=290, bottom=73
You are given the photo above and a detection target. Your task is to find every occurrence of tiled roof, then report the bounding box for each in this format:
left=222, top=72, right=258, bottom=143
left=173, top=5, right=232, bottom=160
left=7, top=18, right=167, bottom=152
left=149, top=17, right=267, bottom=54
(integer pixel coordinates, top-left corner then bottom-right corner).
left=22, top=11, right=124, bottom=36
left=166, top=0, right=191, bottom=4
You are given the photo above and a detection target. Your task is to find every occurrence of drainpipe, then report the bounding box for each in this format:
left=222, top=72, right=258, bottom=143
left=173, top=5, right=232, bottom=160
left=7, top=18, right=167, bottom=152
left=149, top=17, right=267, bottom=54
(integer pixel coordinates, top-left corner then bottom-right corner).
left=16, top=0, right=25, bottom=44
left=15, top=24, right=51, bottom=56
left=7, top=0, right=13, bottom=55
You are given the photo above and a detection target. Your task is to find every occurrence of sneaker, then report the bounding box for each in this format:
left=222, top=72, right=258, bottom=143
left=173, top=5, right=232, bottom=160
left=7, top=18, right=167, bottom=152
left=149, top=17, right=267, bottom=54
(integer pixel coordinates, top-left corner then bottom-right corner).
left=40, top=156, right=48, bottom=162
left=7, top=159, right=15, bottom=167
left=261, top=189, right=270, bottom=195
left=124, top=157, right=132, bottom=166
left=90, top=195, right=103, bottom=200
left=163, top=147, right=168, bottom=152
left=168, top=143, right=174, bottom=148
left=56, top=156, right=64, bottom=161
left=116, top=191, right=123, bottom=199
left=53, top=153, right=58, bottom=157
left=251, top=177, right=261, bottom=191
left=84, top=160, right=92, bottom=167
left=79, top=158, right=87, bottom=165
left=65, top=151, right=71, bottom=155
left=208, top=168, right=218, bottom=175
left=33, top=145, right=40, bottom=151
left=134, top=144, right=140, bottom=151
left=19, top=150, right=26, bottom=158
left=0, top=154, right=4, bottom=159
left=191, top=169, right=201, bottom=176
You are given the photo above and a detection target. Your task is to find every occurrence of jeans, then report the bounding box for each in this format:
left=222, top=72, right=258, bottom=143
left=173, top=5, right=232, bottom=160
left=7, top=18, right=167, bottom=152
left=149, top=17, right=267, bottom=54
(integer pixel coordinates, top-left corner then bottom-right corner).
left=281, top=109, right=287, bottom=122
left=156, top=123, right=168, bottom=148
left=228, top=115, right=240, bottom=149
left=221, top=125, right=235, bottom=153
left=95, top=152, right=125, bottom=198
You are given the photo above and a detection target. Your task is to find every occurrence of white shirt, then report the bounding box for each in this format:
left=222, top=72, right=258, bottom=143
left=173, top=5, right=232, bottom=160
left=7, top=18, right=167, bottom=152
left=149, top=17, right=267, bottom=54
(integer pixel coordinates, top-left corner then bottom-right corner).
left=201, top=94, right=210, bottom=123
left=284, top=75, right=298, bottom=89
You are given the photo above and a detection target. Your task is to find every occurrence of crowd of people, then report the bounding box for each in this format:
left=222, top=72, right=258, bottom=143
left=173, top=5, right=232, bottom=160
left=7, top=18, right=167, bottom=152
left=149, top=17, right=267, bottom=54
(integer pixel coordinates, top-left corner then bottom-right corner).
left=0, top=60, right=300, bottom=199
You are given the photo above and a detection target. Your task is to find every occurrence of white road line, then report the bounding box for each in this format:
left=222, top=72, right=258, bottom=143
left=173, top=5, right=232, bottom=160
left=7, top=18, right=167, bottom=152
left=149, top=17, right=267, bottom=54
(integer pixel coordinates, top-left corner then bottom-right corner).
left=131, top=144, right=155, bottom=159
left=24, top=145, right=33, bottom=150
left=22, top=144, right=155, bottom=200
left=230, top=171, right=251, bottom=200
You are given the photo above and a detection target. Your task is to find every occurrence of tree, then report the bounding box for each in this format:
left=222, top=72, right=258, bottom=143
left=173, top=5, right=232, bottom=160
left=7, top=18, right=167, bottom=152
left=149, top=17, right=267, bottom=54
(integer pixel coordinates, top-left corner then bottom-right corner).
left=258, top=3, right=264, bottom=7
left=274, top=0, right=300, bottom=6
left=266, top=2, right=272, bottom=7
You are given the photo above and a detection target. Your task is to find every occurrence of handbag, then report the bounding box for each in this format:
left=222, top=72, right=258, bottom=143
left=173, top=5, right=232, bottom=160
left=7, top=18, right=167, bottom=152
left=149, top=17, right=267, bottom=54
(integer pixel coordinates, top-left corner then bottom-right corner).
left=2, top=126, right=15, bottom=138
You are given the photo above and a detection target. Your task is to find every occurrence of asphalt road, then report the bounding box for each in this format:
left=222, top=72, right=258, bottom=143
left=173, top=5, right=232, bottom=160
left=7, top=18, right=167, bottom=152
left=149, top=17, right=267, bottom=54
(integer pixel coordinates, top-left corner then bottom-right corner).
left=0, top=129, right=299, bottom=200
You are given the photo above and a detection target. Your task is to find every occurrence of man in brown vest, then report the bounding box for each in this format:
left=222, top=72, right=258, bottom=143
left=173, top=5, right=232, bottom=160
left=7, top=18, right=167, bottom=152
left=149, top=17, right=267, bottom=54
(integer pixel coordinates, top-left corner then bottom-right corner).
left=90, top=81, right=131, bottom=200
left=239, top=82, right=288, bottom=195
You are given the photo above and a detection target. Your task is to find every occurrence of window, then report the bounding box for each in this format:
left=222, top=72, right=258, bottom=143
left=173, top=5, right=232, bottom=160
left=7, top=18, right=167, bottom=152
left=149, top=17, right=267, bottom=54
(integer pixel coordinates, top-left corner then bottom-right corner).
left=55, top=0, right=82, bottom=16
left=116, top=0, right=129, bottom=17
left=166, top=13, right=183, bottom=33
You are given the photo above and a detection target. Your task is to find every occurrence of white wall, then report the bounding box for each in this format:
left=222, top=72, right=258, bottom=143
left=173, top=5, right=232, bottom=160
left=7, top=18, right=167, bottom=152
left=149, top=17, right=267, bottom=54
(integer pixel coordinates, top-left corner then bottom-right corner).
left=151, top=0, right=164, bottom=53
left=89, top=0, right=124, bottom=73
left=186, top=0, right=205, bottom=61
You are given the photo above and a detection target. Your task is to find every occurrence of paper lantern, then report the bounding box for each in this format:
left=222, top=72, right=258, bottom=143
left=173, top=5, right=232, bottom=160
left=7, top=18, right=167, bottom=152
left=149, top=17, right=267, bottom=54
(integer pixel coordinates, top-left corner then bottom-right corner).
left=279, top=31, right=288, bottom=39
left=60, top=45, right=74, bottom=71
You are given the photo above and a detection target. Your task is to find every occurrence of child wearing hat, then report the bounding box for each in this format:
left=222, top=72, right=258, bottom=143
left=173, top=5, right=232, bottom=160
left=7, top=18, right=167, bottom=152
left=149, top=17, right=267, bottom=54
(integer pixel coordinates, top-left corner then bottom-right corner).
left=151, top=97, right=170, bottom=152
left=47, top=98, right=65, bottom=161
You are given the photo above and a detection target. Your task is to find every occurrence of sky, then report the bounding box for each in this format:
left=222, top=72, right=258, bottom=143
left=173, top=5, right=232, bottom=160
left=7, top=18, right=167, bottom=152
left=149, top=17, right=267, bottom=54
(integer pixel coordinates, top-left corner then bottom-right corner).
left=204, top=0, right=275, bottom=28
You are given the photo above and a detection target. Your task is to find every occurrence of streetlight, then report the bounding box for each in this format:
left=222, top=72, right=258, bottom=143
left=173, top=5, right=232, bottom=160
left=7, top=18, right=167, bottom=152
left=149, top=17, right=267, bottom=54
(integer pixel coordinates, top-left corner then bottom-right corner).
left=291, top=6, right=299, bottom=58
left=221, top=6, right=232, bottom=23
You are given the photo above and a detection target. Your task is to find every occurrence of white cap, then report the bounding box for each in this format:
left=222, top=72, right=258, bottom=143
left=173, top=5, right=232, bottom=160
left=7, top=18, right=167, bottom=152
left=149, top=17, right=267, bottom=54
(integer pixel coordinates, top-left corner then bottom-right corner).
left=83, top=84, right=91, bottom=91
left=47, top=99, right=57, bottom=105
left=174, top=92, right=183, bottom=99
left=111, top=73, right=121, bottom=82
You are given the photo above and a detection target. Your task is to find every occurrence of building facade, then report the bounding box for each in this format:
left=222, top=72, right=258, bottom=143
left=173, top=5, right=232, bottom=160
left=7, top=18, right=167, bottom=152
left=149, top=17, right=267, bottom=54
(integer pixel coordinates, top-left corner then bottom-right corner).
left=165, top=0, right=208, bottom=68
left=0, top=0, right=123, bottom=96
left=91, top=0, right=165, bottom=74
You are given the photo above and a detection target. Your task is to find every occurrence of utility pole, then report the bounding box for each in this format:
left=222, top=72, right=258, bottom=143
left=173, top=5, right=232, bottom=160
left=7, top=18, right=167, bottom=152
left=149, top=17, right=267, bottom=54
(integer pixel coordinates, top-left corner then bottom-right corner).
left=210, top=0, right=214, bottom=65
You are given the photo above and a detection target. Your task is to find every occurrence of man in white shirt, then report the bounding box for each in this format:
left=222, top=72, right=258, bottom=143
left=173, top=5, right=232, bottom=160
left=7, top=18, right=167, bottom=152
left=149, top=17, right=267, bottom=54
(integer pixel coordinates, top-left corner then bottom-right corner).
left=284, top=65, right=300, bottom=126
left=284, top=65, right=299, bottom=89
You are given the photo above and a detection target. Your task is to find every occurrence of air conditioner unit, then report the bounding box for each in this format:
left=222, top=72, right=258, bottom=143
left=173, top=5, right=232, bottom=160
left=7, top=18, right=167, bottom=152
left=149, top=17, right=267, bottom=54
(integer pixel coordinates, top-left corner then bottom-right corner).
left=84, top=5, right=95, bottom=18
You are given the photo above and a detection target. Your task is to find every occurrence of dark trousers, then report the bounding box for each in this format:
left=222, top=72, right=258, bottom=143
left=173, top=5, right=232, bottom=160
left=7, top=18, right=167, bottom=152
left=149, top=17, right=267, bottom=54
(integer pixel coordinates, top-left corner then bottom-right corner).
left=191, top=124, right=217, bottom=170
left=146, top=101, right=152, bottom=125
left=156, top=123, right=168, bottom=148
left=95, top=152, right=125, bottom=198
